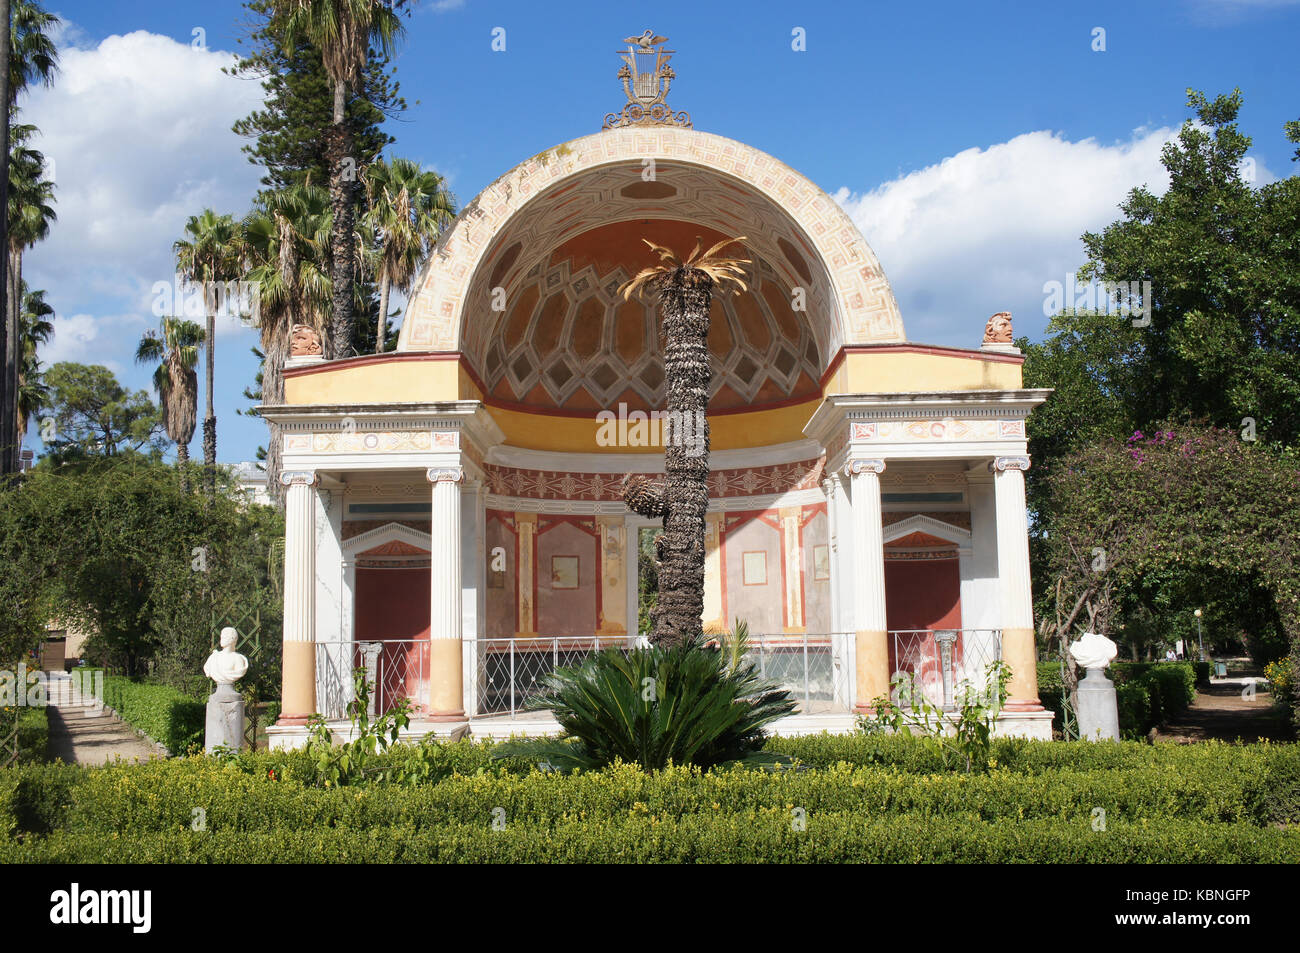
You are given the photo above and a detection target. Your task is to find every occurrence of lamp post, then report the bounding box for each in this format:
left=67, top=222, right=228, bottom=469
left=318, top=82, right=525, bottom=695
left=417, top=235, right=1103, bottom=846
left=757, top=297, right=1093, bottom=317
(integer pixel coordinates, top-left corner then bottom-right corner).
left=1194, top=608, right=1204, bottom=662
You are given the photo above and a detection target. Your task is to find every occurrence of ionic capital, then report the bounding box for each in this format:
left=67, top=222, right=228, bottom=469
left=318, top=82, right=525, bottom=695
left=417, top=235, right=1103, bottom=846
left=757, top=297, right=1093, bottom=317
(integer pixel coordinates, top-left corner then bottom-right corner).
left=844, top=458, right=886, bottom=477
left=279, top=469, right=318, bottom=487
left=991, top=456, right=1031, bottom=473
left=426, top=466, right=464, bottom=484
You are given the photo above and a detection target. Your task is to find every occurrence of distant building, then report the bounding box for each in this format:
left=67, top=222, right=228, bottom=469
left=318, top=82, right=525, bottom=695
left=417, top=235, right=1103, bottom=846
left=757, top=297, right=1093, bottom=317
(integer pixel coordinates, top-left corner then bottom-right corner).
left=230, top=461, right=272, bottom=506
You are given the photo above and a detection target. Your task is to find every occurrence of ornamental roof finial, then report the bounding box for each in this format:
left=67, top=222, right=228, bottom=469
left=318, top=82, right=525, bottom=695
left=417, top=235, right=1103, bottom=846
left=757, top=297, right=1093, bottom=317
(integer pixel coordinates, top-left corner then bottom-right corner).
left=602, top=30, right=692, bottom=130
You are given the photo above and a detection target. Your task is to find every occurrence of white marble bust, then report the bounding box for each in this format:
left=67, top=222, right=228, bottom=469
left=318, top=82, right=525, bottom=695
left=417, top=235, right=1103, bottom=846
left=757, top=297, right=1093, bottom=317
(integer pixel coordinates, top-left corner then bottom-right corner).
left=204, top=626, right=249, bottom=686
left=1069, top=632, right=1118, bottom=670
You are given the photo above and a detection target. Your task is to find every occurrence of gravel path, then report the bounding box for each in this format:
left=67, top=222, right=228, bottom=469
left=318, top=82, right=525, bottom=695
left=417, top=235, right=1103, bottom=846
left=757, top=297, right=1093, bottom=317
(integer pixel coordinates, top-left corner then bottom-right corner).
left=43, top=673, right=164, bottom=765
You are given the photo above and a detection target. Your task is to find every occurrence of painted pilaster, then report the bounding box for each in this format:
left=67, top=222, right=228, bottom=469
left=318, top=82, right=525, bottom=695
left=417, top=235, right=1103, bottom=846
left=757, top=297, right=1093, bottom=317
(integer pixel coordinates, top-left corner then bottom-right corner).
left=847, top=459, right=888, bottom=711
left=992, top=455, right=1041, bottom=710
left=596, top=516, right=629, bottom=636
left=516, top=512, right=538, bottom=636
left=315, top=485, right=347, bottom=706
left=779, top=505, right=805, bottom=632
left=702, top=512, right=725, bottom=633
left=428, top=467, right=465, bottom=720
left=278, top=470, right=318, bottom=725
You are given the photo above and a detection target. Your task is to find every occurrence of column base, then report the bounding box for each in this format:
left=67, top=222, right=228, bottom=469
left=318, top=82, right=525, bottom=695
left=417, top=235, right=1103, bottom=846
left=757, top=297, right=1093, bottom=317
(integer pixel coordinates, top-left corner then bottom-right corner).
left=1002, top=699, right=1046, bottom=712
left=274, top=713, right=315, bottom=727
left=425, top=710, right=466, bottom=722
left=992, top=708, right=1054, bottom=740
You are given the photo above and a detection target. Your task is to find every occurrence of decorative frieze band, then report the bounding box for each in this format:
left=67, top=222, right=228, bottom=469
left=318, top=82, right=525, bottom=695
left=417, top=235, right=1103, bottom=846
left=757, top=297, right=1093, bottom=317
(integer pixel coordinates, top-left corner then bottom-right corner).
left=851, top=419, right=1027, bottom=442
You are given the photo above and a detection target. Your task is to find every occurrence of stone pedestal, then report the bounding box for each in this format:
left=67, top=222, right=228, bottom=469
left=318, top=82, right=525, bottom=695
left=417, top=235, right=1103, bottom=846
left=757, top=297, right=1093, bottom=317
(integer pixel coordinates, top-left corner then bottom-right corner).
left=205, top=683, right=245, bottom=753
left=1076, top=667, right=1120, bottom=741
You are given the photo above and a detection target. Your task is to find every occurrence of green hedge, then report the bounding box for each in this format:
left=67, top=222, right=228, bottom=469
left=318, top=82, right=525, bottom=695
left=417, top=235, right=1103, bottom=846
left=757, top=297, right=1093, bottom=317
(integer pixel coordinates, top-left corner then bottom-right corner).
left=97, top=676, right=204, bottom=756
left=3, top=737, right=1296, bottom=862
left=7, top=815, right=1296, bottom=864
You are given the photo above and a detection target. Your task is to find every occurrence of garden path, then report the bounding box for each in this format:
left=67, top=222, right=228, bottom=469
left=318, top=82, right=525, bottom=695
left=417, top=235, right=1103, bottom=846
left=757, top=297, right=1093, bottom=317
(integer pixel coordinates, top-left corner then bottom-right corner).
left=42, top=673, right=163, bottom=765
left=1154, top=678, right=1291, bottom=743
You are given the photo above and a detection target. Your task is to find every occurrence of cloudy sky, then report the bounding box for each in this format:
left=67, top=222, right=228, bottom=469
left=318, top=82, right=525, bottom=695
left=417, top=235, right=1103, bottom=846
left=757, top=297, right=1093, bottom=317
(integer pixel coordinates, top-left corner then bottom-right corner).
left=21, top=0, right=1300, bottom=463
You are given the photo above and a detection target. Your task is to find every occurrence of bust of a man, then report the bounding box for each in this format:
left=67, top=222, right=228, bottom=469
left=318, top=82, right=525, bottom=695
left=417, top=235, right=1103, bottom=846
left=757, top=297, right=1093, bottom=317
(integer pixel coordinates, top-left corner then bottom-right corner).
left=204, top=626, right=249, bottom=686
left=1069, top=631, right=1118, bottom=671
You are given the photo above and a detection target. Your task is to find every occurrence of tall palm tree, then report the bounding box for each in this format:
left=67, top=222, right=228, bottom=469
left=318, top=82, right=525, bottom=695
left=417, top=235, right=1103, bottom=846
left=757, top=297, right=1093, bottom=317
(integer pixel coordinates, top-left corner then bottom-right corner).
left=174, top=209, right=242, bottom=495
left=8, top=0, right=57, bottom=108
left=281, top=0, right=405, bottom=360
left=136, top=317, right=203, bottom=489
left=363, top=156, right=455, bottom=352
left=15, top=281, right=49, bottom=447
left=619, top=237, right=750, bottom=648
left=8, top=123, right=54, bottom=399
left=243, top=182, right=332, bottom=495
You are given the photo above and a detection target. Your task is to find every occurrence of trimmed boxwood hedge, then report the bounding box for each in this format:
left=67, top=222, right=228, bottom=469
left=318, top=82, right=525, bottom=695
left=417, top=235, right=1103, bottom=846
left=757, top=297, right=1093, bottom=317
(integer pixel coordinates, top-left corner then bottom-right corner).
left=97, top=676, right=204, bottom=756
left=1, top=736, right=1296, bottom=862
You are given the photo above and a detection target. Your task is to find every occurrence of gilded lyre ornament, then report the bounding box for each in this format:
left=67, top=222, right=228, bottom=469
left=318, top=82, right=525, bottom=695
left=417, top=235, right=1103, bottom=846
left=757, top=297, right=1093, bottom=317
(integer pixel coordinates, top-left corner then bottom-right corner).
left=602, top=30, right=692, bottom=130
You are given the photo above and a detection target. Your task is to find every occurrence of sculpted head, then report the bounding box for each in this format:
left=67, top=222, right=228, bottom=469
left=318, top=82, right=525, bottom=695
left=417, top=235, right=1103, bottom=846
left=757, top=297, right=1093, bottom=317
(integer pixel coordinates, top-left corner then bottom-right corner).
left=220, top=627, right=239, bottom=651
left=983, top=311, right=1013, bottom=344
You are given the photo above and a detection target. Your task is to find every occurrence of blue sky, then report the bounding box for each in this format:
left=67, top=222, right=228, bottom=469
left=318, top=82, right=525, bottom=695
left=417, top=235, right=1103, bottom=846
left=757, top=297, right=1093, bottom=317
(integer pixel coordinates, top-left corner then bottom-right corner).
left=22, top=0, right=1300, bottom=464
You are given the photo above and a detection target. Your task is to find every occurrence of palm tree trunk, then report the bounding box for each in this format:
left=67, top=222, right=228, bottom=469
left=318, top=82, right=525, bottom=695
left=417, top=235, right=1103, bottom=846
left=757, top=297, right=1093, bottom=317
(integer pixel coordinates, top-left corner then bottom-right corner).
left=651, top=274, right=713, bottom=648
left=376, top=274, right=391, bottom=352
left=0, top=0, right=11, bottom=477
left=264, top=326, right=289, bottom=505
left=327, top=78, right=355, bottom=360
left=9, top=249, right=21, bottom=469
left=203, top=286, right=217, bottom=497
left=177, top=442, right=190, bottom=494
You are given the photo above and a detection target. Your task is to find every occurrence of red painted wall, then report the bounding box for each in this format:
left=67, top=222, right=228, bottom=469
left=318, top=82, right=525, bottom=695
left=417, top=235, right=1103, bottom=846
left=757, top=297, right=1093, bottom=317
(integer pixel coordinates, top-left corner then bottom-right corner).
left=884, top=557, right=962, bottom=631
left=355, top=567, right=431, bottom=713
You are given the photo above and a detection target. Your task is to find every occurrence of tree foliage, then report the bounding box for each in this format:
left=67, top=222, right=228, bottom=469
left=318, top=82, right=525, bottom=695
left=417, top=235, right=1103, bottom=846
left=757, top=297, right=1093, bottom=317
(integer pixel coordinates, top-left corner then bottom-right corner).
left=40, top=362, right=163, bottom=462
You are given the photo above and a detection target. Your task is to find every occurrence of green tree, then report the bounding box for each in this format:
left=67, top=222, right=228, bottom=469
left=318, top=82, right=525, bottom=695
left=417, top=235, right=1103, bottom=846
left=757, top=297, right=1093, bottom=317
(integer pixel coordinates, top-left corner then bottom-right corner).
left=619, top=238, right=750, bottom=648
left=173, top=209, right=244, bottom=494
left=0, top=456, right=283, bottom=679
left=363, top=156, right=455, bottom=351
left=41, top=362, right=162, bottom=462
left=136, top=317, right=204, bottom=485
left=279, top=0, right=406, bottom=360
left=1077, top=89, right=1300, bottom=446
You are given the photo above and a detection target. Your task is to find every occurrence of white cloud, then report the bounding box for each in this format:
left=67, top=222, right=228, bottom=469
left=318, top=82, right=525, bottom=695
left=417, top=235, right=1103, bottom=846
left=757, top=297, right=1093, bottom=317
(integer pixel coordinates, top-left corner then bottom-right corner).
left=833, top=127, right=1188, bottom=347
left=23, top=29, right=266, bottom=343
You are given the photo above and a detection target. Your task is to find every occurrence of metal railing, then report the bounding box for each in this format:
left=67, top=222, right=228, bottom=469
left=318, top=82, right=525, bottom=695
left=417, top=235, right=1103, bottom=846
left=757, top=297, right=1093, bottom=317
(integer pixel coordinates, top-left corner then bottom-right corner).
left=315, top=633, right=855, bottom=720
left=316, top=639, right=430, bottom=720
left=889, top=629, right=1003, bottom=710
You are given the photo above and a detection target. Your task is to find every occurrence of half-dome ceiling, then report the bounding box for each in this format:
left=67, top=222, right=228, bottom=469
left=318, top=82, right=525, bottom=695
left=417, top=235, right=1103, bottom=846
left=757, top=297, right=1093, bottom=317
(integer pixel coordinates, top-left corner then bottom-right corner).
left=474, top=218, right=823, bottom=413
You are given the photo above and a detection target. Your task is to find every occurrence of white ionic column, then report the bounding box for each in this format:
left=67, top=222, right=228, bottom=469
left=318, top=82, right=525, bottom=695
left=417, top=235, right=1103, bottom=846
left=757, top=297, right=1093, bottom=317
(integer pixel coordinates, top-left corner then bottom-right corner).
left=428, top=467, right=465, bottom=719
left=846, top=459, right=888, bottom=710
left=992, top=455, right=1041, bottom=709
left=279, top=470, right=318, bottom=724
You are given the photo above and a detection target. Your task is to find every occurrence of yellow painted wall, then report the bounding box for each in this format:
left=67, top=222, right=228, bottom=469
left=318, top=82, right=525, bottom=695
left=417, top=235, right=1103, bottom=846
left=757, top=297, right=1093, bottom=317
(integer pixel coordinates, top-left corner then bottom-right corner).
left=284, top=359, right=462, bottom=405
left=824, top=351, right=1022, bottom=393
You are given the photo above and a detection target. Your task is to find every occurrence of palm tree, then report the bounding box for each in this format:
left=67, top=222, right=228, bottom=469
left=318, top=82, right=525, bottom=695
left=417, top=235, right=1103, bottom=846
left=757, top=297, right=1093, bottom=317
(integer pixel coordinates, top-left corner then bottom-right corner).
left=363, top=156, right=455, bottom=352
left=136, top=317, right=203, bottom=489
left=242, top=182, right=332, bottom=495
left=619, top=237, right=750, bottom=648
left=1, top=0, right=59, bottom=474
left=15, top=281, right=49, bottom=445
left=281, top=0, right=405, bottom=360
left=174, top=210, right=243, bottom=495
left=8, top=0, right=58, bottom=108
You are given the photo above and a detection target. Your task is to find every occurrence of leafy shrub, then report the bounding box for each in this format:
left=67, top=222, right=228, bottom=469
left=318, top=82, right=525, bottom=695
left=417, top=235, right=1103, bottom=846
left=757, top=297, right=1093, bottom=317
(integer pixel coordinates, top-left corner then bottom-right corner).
left=97, top=676, right=204, bottom=755
left=494, top=637, right=795, bottom=772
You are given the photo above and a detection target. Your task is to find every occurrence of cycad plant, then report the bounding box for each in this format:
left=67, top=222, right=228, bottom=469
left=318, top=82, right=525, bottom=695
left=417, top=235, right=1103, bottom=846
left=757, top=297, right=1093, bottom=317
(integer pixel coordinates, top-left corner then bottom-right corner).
left=495, top=628, right=794, bottom=773
left=136, top=316, right=203, bottom=488
left=619, top=237, right=750, bottom=648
